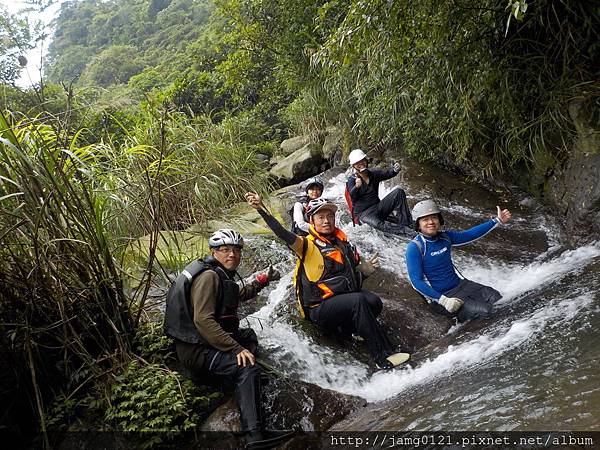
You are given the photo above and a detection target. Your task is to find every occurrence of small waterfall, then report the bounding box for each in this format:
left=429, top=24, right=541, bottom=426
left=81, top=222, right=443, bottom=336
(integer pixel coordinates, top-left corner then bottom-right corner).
left=245, top=170, right=600, bottom=428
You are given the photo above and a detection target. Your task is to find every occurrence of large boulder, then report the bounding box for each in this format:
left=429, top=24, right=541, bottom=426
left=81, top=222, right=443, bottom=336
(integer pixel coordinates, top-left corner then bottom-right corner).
left=545, top=98, right=600, bottom=243
left=199, top=377, right=365, bottom=448
left=364, top=270, right=453, bottom=354
left=280, top=135, right=310, bottom=156
left=322, top=126, right=344, bottom=163
left=269, top=143, right=325, bottom=186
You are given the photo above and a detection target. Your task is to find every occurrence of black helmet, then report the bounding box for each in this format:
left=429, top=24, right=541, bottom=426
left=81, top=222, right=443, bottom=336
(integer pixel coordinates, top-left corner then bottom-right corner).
left=304, top=176, right=324, bottom=193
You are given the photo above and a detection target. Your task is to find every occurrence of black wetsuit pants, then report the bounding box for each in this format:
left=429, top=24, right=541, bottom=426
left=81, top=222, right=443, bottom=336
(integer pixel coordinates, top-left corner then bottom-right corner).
left=358, top=187, right=414, bottom=236
left=308, top=290, right=394, bottom=364
left=175, top=329, right=262, bottom=433
left=431, top=279, right=502, bottom=322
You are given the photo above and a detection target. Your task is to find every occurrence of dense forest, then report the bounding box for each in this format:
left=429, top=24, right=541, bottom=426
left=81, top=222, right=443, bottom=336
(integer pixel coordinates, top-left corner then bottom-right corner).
left=1, top=0, right=599, bottom=447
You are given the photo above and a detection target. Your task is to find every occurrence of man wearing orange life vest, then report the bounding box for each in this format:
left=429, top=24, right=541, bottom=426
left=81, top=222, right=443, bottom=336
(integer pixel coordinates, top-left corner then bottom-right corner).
left=245, top=192, right=409, bottom=370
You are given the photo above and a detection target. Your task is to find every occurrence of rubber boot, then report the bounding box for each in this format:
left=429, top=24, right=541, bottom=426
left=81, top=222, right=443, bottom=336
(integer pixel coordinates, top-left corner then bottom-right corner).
left=246, top=429, right=295, bottom=449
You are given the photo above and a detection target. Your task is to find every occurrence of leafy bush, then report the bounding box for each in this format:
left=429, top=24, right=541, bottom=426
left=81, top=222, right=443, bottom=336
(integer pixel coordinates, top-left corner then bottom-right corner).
left=133, top=321, right=174, bottom=364
left=309, top=0, right=599, bottom=178
left=105, top=361, right=221, bottom=446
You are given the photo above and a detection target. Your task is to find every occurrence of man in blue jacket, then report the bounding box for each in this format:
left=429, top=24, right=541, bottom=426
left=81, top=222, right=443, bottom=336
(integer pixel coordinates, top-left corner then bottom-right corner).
left=346, top=149, right=414, bottom=236
left=405, top=199, right=512, bottom=321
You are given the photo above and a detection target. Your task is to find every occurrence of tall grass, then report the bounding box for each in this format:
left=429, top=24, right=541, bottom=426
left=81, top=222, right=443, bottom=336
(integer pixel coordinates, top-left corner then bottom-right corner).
left=0, top=110, right=133, bottom=445
left=0, top=103, right=273, bottom=444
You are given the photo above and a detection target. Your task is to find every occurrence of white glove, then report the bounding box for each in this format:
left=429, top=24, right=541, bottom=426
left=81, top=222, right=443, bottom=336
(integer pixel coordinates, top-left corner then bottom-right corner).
left=438, top=295, right=464, bottom=313
left=392, top=162, right=401, bottom=172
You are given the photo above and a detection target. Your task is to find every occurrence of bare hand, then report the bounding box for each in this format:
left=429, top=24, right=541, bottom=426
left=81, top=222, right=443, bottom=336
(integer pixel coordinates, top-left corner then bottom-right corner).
left=354, top=177, right=363, bottom=188
left=496, top=205, right=512, bottom=224
left=245, top=192, right=262, bottom=210
left=369, top=252, right=380, bottom=269
left=236, top=348, right=255, bottom=367
left=267, top=265, right=281, bottom=281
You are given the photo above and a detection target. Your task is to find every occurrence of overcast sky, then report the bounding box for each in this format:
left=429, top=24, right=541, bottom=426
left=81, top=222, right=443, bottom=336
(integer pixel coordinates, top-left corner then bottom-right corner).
left=1, top=0, right=64, bottom=87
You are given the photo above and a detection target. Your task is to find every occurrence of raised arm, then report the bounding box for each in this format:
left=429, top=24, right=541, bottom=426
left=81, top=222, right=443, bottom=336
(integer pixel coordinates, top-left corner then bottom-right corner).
left=245, top=192, right=304, bottom=254
left=372, top=166, right=399, bottom=182
left=448, top=206, right=512, bottom=246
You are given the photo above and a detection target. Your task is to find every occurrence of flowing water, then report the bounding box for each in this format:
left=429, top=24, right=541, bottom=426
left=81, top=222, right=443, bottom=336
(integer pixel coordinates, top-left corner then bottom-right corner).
left=243, top=167, right=600, bottom=431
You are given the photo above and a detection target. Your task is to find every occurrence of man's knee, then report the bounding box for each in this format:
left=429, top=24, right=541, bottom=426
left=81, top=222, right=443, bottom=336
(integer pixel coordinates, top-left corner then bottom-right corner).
left=484, top=287, right=502, bottom=304
left=389, top=187, right=407, bottom=199
left=353, top=293, right=381, bottom=317
left=457, top=299, right=494, bottom=322
left=237, top=362, right=262, bottom=383
left=360, top=291, right=383, bottom=314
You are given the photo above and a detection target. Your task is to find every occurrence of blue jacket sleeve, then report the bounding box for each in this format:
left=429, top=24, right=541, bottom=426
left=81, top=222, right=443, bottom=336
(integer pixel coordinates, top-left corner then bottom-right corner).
left=447, top=218, right=499, bottom=246
left=405, top=241, right=442, bottom=301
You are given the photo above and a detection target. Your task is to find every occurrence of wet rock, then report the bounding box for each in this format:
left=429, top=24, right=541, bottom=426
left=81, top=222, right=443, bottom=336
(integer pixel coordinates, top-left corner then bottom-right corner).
left=544, top=98, right=600, bottom=243
left=199, top=374, right=365, bottom=448
left=269, top=143, right=326, bottom=186
left=255, top=153, right=270, bottom=164
left=280, top=135, right=310, bottom=156
left=199, top=397, right=242, bottom=432
left=263, top=377, right=365, bottom=430
left=322, top=126, right=344, bottom=163
left=364, top=271, right=453, bottom=354
left=270, top=154, right=284, bottom=166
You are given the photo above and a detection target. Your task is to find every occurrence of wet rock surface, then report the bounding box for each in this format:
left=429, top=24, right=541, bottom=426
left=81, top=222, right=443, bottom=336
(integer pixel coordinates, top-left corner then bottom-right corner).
left=199, top=374, right=365, bottom=449
left=364, top=272, right=453, bottom=354
left=269, top=142, right=327, bottom=185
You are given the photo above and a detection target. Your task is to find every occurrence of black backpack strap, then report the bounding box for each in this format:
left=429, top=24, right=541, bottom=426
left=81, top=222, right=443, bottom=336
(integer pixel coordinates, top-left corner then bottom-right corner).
left=295, top=237, right=310, bottom=319
left=438, top=232, right=467, bottom=280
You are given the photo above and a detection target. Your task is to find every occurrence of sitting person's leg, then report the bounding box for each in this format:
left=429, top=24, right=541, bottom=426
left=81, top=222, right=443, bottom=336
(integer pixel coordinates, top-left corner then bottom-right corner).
left=361, top=289, right=384, bottom=317
left=202, top=347, right=263, bottom=433
left=447, top=279, right=502, bottom=322
left=309, top=292, right=393, bottom=364
left=377, top=187, right=413, bottom=227
left=359, top=205, right=414, bottom=236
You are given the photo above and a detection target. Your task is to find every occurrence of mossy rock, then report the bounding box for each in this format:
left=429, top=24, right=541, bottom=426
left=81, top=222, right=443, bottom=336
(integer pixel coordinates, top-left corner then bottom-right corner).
left=123, top=199, right=288, bottom=272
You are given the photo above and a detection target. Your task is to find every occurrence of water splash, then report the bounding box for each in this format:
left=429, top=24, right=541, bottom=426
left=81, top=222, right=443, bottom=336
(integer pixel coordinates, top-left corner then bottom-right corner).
left=246, top=171, right=600, bottom=408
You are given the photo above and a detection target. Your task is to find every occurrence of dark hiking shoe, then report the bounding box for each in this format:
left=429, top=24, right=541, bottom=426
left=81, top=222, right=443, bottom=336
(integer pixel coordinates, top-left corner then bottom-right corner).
left=246, top=429, right=295, bottom=449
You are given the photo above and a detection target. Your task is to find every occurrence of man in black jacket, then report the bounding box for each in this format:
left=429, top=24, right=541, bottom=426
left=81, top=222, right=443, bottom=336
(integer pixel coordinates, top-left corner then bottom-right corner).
left=164, top=228, right=293, bottom=449
left=346, top=148, right=414, bottom=236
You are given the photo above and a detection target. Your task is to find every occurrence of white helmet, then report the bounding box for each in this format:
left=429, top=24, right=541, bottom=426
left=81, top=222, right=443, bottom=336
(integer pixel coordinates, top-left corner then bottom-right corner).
left=208, top=229, right=244, bottom=249
left=305, top=198, right=338, bottom=218
left=412, top=200, right=444, bottom=231
left=348, top=148, right=367, bottom=165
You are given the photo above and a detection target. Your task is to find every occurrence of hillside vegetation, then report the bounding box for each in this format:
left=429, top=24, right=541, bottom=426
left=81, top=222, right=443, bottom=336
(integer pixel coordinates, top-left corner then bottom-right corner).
left=1, top=0, right=598, bottom=446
